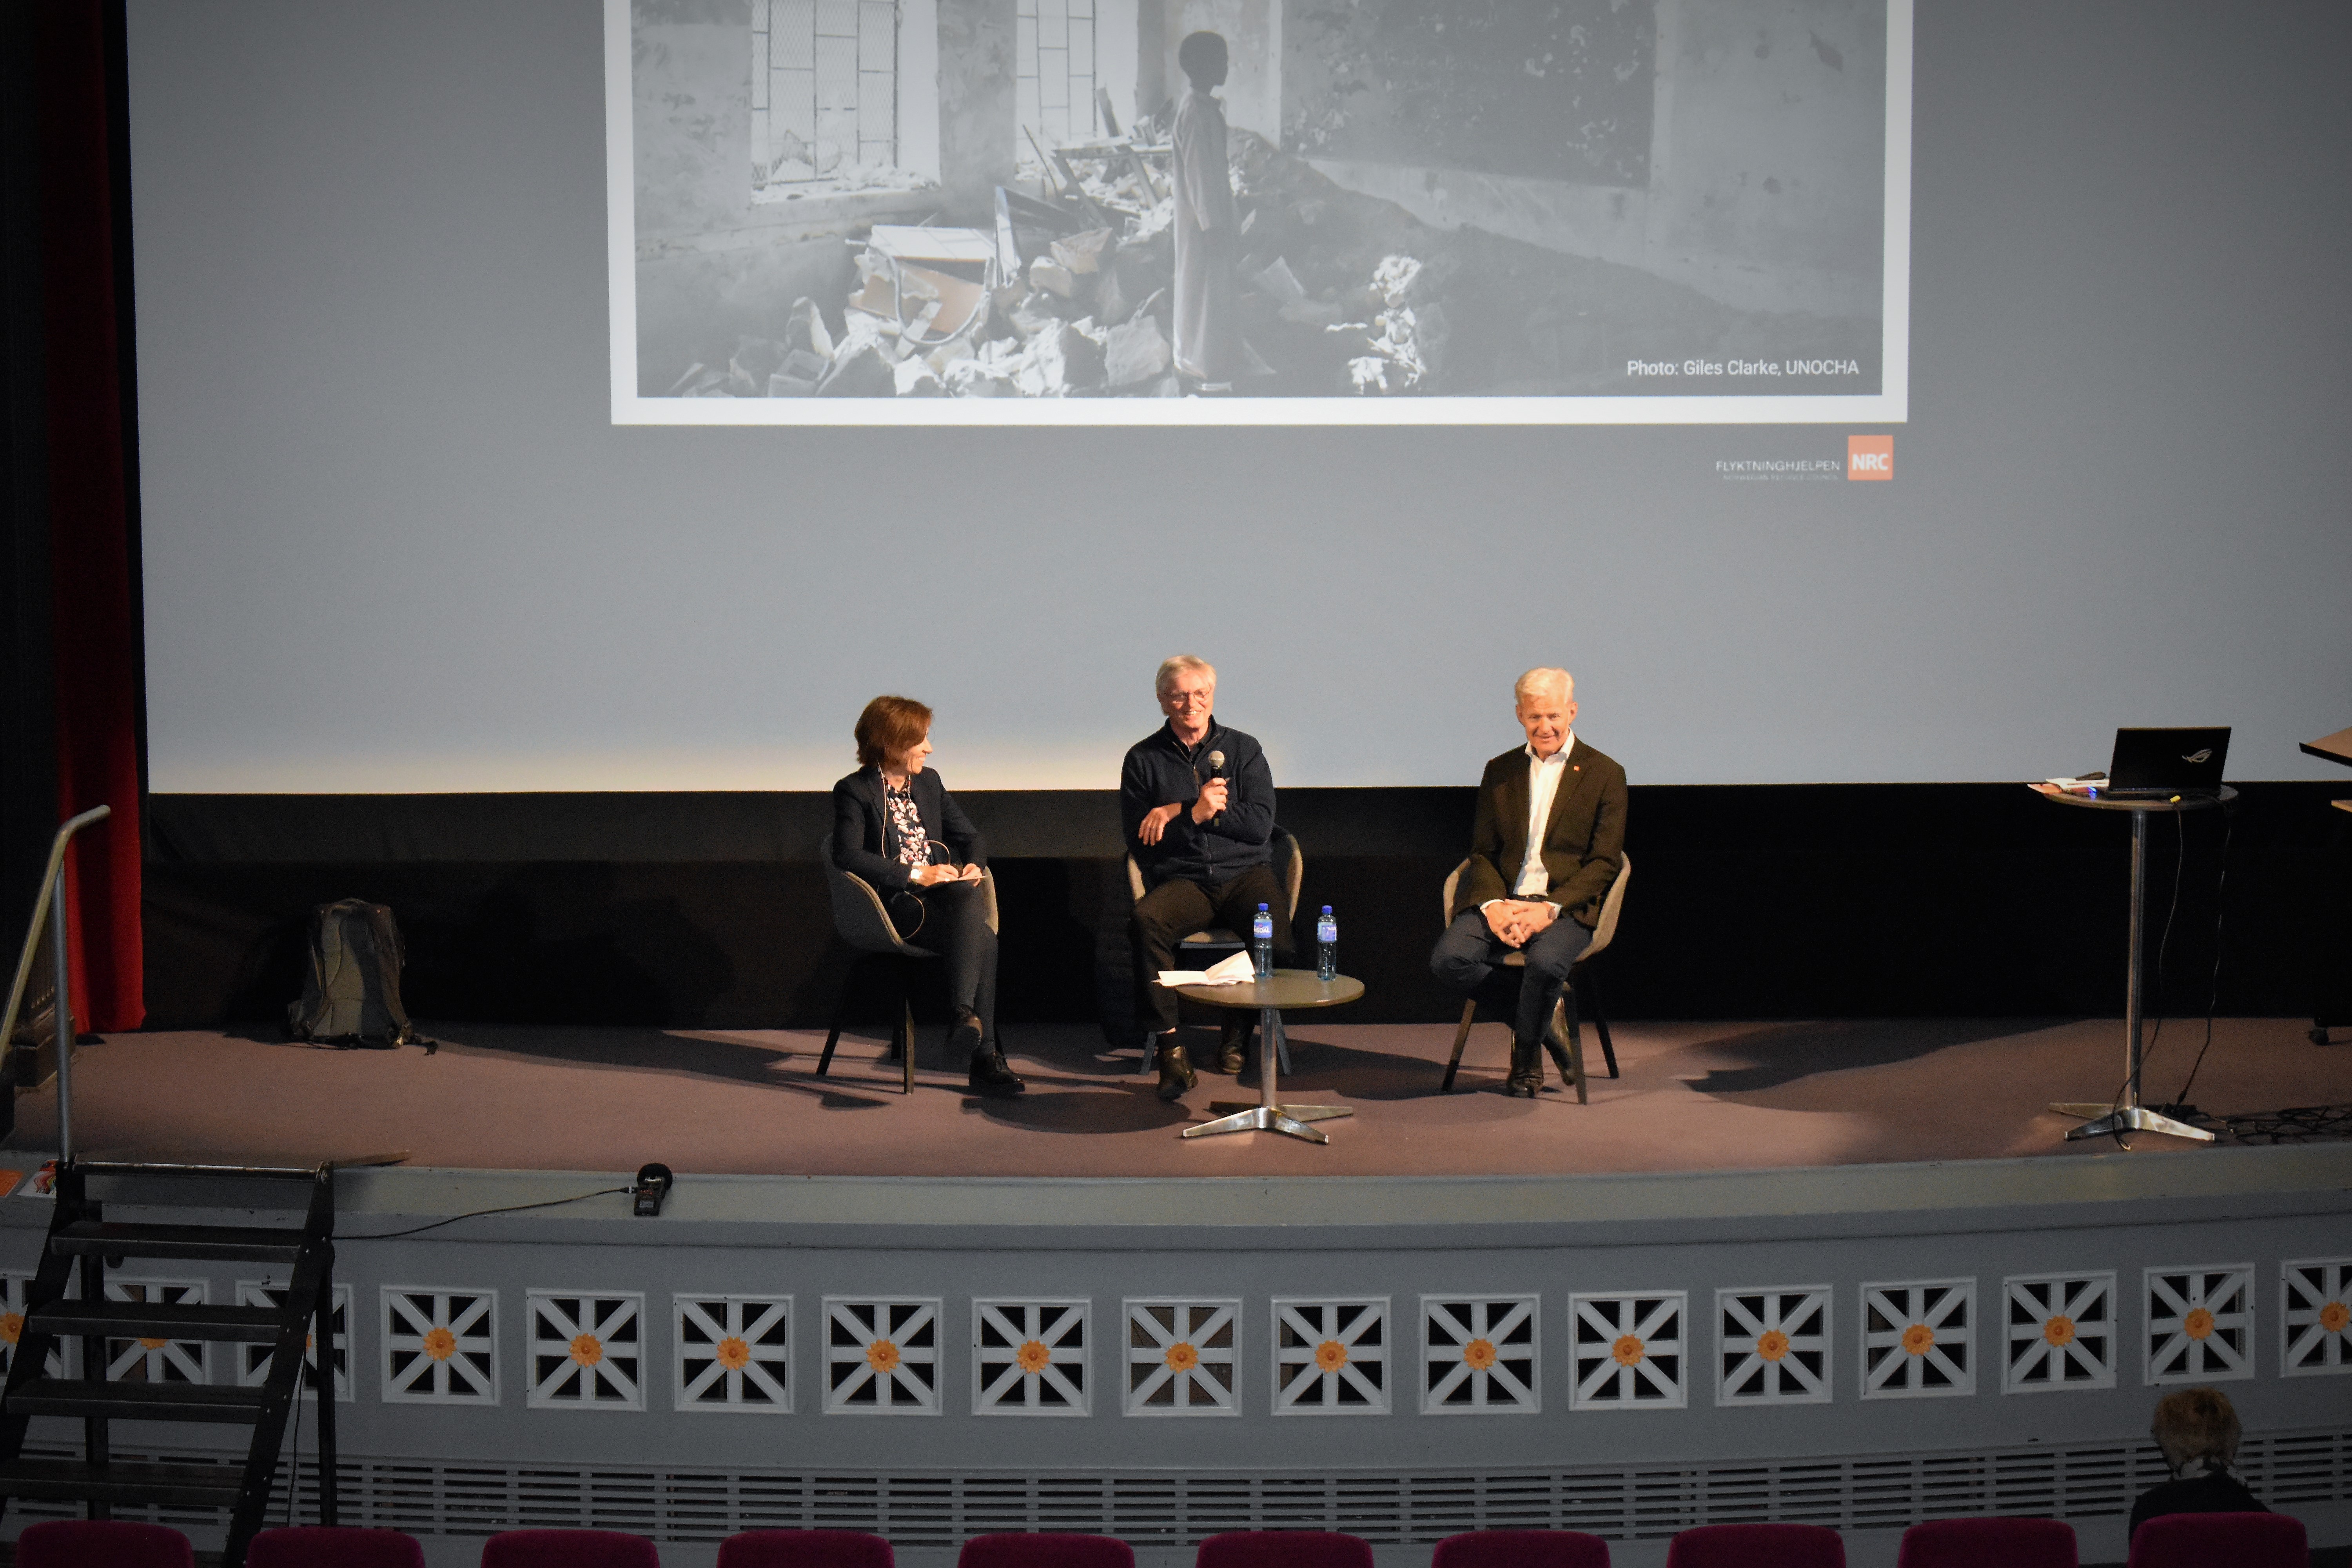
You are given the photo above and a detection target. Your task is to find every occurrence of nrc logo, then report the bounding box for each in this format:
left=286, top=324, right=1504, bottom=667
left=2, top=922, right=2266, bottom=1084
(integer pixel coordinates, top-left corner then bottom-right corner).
left=1847, top=434, right=1893, bottom=479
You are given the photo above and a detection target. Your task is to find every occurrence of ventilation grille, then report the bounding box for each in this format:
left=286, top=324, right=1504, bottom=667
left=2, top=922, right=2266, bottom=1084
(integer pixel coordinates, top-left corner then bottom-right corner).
left=13, top=1427, right=2348, bottom=1545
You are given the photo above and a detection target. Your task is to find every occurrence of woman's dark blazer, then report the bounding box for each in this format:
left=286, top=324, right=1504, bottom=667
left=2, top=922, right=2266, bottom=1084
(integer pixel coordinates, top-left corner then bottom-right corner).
left=829, top=766, right=987, bottom=893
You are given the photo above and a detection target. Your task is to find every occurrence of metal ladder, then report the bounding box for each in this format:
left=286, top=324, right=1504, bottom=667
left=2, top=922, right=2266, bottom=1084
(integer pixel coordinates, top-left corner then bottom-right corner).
left=0, top=1158, right=339, bottom=1567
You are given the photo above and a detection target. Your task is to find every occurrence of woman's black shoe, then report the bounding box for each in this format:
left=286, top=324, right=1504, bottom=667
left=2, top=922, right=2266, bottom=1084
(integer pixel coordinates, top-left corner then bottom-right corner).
left=947, top=1011, right=984, bottom=1062
left=968, top=1049, right=1025, bottom=1096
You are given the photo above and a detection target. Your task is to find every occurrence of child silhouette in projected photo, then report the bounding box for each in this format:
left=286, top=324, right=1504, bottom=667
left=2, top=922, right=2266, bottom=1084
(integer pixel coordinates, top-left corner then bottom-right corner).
left=1171, top=30, right=1239, bottom=390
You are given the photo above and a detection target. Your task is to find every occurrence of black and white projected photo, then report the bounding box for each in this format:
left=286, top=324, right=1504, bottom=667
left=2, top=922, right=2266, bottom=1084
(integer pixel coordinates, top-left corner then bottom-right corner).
left=610, top=0, right=1908, bottom=422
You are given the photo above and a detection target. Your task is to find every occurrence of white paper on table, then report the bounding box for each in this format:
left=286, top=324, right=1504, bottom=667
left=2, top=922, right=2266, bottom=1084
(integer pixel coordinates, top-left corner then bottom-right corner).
left=1156, top=951, right=1258, bottom=987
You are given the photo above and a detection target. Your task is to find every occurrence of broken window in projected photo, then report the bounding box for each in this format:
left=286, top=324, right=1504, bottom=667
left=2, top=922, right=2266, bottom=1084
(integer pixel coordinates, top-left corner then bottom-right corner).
left=751, top=0, right=904, bottom=194
left=1017, top=0, right=1100, bottom=163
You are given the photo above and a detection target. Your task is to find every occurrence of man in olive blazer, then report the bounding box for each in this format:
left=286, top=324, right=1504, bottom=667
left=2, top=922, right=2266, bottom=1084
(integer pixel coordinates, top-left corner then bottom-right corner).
left=1430, top=667, right=1628, bottom=1095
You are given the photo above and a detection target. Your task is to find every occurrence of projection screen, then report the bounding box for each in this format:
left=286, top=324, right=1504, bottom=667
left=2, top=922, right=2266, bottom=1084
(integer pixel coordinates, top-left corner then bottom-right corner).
left=126, top=0, right=2352, bottom=793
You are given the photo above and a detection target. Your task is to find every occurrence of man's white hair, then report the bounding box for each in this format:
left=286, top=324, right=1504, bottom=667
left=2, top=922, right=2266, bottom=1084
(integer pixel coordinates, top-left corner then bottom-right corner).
left=1514, top=666, right=1575, bottom=704
left=1156, top=654, right=1217, bottom=694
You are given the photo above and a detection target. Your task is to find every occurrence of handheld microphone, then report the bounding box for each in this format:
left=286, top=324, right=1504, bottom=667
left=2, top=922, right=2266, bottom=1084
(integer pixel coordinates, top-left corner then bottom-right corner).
left=1207, top=751, right=1226, bottom=827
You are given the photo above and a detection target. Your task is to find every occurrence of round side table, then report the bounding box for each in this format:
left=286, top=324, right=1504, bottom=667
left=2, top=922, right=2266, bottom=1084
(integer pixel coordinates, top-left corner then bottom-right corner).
left=1171, top=970, right=1364, bottom=1145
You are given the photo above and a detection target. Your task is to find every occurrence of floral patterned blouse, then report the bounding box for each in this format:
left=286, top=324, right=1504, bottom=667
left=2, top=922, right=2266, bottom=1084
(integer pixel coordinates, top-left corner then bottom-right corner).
left=884, top=780, right=929, bottom=872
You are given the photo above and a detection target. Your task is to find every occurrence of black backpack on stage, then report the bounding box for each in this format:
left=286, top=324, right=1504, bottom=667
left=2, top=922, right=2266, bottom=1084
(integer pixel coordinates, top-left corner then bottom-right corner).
left=287, top=898, right=422, bottom=1049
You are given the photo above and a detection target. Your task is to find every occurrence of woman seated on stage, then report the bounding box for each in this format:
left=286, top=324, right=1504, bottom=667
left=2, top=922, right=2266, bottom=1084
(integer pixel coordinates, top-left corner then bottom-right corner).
left=831, top=695, right=1024, bottom=1096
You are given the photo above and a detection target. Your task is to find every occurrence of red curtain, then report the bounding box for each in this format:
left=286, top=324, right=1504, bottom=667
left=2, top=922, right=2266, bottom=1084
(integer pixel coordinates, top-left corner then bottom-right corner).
left=40, top=0, right=144, bottom=1032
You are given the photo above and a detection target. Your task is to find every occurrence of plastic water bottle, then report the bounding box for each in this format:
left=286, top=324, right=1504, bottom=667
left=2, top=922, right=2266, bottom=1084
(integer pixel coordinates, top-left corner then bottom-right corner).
left=1251, top=903, right=1274, bottom=979
left=1316, top=906, right=1338, bottom=982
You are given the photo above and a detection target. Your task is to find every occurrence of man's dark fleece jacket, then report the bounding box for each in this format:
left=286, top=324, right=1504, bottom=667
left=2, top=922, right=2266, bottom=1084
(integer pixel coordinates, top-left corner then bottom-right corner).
left=1120, top=719, right=1274, bottom=887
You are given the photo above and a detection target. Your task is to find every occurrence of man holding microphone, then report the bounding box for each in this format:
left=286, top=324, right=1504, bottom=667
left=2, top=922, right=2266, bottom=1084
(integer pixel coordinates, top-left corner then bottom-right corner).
left=1123, top=655, right=1290, bottom=1100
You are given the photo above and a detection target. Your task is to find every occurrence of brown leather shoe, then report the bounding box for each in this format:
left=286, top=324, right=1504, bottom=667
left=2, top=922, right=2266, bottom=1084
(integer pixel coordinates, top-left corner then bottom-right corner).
left=1154, top=1040, right=1197, bottom=1101
left=1504, top=1041, right=1544, bottom=1097
left=1216, top=1022, right=1248, bottom=1075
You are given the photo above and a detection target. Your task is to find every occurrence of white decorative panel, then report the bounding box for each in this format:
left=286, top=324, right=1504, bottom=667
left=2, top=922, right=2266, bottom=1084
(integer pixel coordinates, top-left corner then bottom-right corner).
left=1272, top=1298, right=1388, bottom=1416
left=1716, top=1286, right=1831, bottom=1405
left=381, top=1287, right=499, bottom=1405
left=822, top=1298, right=940, bottom=1415
left=1568, top=1291, right=1686, bottom=1410
left=527, top=1291, right=646, bottom=1410
left=103, top=1278, right=208, bottom=1387
left=1420, top=1295, right=1539, bottom=1415
left=1123, top=1298, right=1239, bottom=1416
left=235, top=1281, right=353, bottom=1402
left=2002, top=1273, right=2116, bottom=1394
left=1860, top=1278, right=1974, bottom=1399
left=1, top=1273, right=67, bottom=1379
left=675, top=1294, right=792, bottom=1412
left=2144, top=1265, right=2252, bottom=1385
left=2281, top=1258, right=2352, bottom=1378
left=973, top=1299, right=1089, bottom=1416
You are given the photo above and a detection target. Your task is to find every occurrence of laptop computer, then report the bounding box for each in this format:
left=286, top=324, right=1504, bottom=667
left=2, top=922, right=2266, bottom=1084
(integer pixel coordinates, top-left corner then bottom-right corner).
left=2106, top=726, right=2230, bottom=797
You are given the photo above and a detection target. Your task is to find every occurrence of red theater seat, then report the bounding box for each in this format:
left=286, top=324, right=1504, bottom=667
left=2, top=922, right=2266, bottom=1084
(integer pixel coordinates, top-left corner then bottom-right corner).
left=481, top=1528, right=662, bottom=1567
left=1433, top=1528, right=1612, bottom=1568
left=15, top=1520, right=194, bottom=1568
left=960, top=1532, right=1135, bottom=1568
left=1664, top=1523, right=1845, bottom=1568
left=720, top=1531, right=896, bottom=1568
left=1196, top=1531, right=1376, bottom=1568
left=249, top=1526, right=428, bottom=1567
left=1897, top=1517, right=2075, bottom=1567
left=2129, top=1511, right=2307, bottom=1567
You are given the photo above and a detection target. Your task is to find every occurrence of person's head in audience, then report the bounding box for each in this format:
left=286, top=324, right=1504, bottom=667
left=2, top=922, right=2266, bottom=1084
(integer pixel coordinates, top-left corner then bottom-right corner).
left=1514, top=666, right=1577, bottom=760
left=1179, top=31, right=1227, bottom=93
left=2151, top=1386, right=2241, bottom=1476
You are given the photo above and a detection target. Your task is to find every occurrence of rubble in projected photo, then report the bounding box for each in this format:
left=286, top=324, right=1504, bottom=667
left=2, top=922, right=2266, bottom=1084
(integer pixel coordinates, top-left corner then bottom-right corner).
left=629, top=0, right=1889, bottom=405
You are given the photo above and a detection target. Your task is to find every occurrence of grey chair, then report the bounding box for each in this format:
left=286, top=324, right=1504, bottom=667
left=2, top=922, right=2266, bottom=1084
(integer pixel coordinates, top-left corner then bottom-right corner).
left=816, top=833, right=999, bottom=1095
left=1124, top=827, right=1303, bottom=1075
left=1437, top=854, right=1630, bottom=1102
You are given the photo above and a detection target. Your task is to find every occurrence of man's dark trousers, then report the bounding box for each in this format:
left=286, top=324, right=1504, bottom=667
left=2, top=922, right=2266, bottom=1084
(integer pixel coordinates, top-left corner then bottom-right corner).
left=1430, top=909, right=1594, bottom=1044
left=1132, top=867, right=1295, bottom=1032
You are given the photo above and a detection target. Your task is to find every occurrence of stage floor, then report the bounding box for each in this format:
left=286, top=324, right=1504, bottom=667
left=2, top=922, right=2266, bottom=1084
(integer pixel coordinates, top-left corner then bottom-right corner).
left=9, top=1014, right=2343, bottom=1177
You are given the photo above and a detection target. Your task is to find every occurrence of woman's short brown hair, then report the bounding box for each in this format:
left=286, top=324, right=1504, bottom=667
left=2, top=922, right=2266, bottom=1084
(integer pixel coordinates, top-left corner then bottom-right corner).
left=854, top=695, right=933, bottom=770
left=2151, top=1386, right=2241, bottom=1470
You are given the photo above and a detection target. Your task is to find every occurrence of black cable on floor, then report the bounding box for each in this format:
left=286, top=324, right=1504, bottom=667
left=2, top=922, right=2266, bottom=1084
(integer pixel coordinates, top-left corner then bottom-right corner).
left=341, top=1187, right=631, bottom=1241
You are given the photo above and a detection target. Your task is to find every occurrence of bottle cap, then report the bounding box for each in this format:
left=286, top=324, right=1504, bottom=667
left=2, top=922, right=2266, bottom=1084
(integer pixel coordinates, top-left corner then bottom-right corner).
left=1321, top=905, right=1332, bottom=913
left=1258, top=902, right=1269, bottom=910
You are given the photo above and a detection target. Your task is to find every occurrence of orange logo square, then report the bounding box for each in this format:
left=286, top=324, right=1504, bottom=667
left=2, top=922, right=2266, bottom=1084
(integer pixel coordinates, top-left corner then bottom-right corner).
left=1847, top=434, right=1893, bottom=480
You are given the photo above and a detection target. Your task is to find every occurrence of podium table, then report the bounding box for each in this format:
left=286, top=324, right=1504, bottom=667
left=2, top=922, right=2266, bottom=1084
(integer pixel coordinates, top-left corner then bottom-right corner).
left=1173, top=970, right=1362, bottom=1145
left=2034, top=785, right=2236, bottom=1142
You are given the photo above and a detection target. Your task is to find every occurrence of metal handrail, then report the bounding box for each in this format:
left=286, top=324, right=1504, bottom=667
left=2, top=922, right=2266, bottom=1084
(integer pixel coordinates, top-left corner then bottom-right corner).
left=0, top=804, right=114, bottom=1159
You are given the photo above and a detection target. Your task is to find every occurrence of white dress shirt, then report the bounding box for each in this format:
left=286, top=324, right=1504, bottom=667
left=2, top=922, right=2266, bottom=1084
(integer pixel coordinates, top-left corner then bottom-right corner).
left=1484, top=735, right=1574, bottom=909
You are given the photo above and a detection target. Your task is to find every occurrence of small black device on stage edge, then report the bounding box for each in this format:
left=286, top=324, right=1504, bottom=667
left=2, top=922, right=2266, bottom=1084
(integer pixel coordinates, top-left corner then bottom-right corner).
left=633, top=1163, right=673, bottom=1218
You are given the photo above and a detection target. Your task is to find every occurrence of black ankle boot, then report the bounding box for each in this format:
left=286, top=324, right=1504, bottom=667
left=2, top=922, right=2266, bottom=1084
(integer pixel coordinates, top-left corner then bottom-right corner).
left=967, top=1047, right=1025, bottom=1096
left=1154, top=1038, right=1197, bottom=1102
left=1505, top=1040, right=1543, bottom=1097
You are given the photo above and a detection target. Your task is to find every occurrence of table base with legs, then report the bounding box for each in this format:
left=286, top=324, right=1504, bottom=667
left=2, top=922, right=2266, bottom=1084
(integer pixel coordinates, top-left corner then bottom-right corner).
left=1173, top=972, right=1363, bottom=1145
